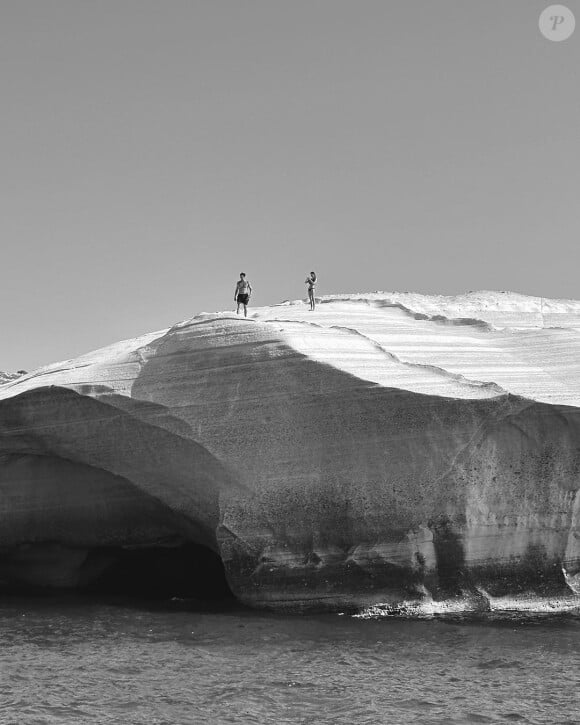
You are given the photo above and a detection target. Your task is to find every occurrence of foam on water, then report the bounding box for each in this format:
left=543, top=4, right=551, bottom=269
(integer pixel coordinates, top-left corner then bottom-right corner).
left=353, top=588, right=580, bottom=620
left=354, top=597, right=580, bottom=620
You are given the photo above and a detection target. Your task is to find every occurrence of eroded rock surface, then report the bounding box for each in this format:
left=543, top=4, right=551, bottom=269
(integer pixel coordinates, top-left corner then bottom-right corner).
left=1, top=292, right=580, bottom=611
left=0, top=371, right=22, bottom=386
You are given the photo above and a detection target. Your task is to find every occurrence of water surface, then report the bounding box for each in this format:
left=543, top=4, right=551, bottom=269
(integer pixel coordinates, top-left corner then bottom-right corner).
left=0, top=597, right=578, bottom=724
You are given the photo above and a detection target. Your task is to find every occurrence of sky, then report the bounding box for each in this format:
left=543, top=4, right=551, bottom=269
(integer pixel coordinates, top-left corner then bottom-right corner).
left=1, top=0, right=579, bottom=371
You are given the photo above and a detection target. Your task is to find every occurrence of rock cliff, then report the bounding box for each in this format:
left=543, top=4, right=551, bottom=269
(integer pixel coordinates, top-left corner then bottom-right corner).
left=1, top=292, right=579, bottom=611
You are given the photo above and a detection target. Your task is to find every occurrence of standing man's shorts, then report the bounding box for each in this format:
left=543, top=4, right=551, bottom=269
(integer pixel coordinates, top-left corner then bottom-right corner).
left=237, top=294, right=249, bottom=305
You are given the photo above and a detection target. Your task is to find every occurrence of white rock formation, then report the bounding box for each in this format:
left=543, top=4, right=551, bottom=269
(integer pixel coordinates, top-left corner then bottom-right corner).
left=0, top=372, right=22, bottom=386
left=1, top=291, right=579, bottom=611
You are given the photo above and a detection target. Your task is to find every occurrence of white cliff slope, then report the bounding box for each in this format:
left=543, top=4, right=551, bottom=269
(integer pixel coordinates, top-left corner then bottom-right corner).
left=0, top=291, right=579, bottom=611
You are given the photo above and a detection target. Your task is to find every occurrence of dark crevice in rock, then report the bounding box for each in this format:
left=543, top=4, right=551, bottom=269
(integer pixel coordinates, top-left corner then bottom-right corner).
left=428, top=516, right=467, bottom=598
left=82, top=543, right=236, bottom=601
left=0, top=542, right=236, bottom=603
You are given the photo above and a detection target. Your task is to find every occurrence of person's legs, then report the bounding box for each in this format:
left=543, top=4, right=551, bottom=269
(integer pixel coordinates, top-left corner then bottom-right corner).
left=243, top=302, right=248, bottom=317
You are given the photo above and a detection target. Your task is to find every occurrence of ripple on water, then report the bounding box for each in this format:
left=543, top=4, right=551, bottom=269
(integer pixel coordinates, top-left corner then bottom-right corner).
left=474, top=658, right=525, bottom=670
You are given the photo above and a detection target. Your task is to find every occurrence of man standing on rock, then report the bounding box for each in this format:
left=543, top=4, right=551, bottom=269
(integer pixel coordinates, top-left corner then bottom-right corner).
left=234, top=272, right=252, bottom=317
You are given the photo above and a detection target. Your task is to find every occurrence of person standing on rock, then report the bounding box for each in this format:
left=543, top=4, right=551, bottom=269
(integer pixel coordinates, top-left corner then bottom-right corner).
left=305, top=271, right=317, bottom=311
left=234, top=273, right=252, bottom=317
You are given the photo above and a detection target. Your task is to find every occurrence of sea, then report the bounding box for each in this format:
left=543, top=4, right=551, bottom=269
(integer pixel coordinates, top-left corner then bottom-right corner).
left=0, top=597, right=578, bottom=725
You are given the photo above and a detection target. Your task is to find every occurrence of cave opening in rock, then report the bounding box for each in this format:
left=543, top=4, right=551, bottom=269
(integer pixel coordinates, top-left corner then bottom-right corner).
left=83, top=542, right=236, bottom=602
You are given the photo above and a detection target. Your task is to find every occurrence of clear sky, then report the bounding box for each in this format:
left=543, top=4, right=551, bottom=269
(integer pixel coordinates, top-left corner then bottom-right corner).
left=1, top=0, right=579, bottom=371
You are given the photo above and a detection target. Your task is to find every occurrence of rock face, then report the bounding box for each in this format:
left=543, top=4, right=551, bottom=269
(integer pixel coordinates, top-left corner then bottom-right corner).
left=1, top=292, right=580, bottom=611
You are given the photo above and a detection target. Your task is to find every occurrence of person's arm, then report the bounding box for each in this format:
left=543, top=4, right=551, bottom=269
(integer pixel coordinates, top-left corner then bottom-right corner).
left=248, top=282, right=252, bottom=296
left=234, top=282, right=239, bottom=300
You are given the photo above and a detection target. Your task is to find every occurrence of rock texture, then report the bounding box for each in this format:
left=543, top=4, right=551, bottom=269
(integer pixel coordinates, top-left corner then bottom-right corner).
left=0, top=372, right=21, bottom=386
left=1, top=291, right=580, bottom=611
